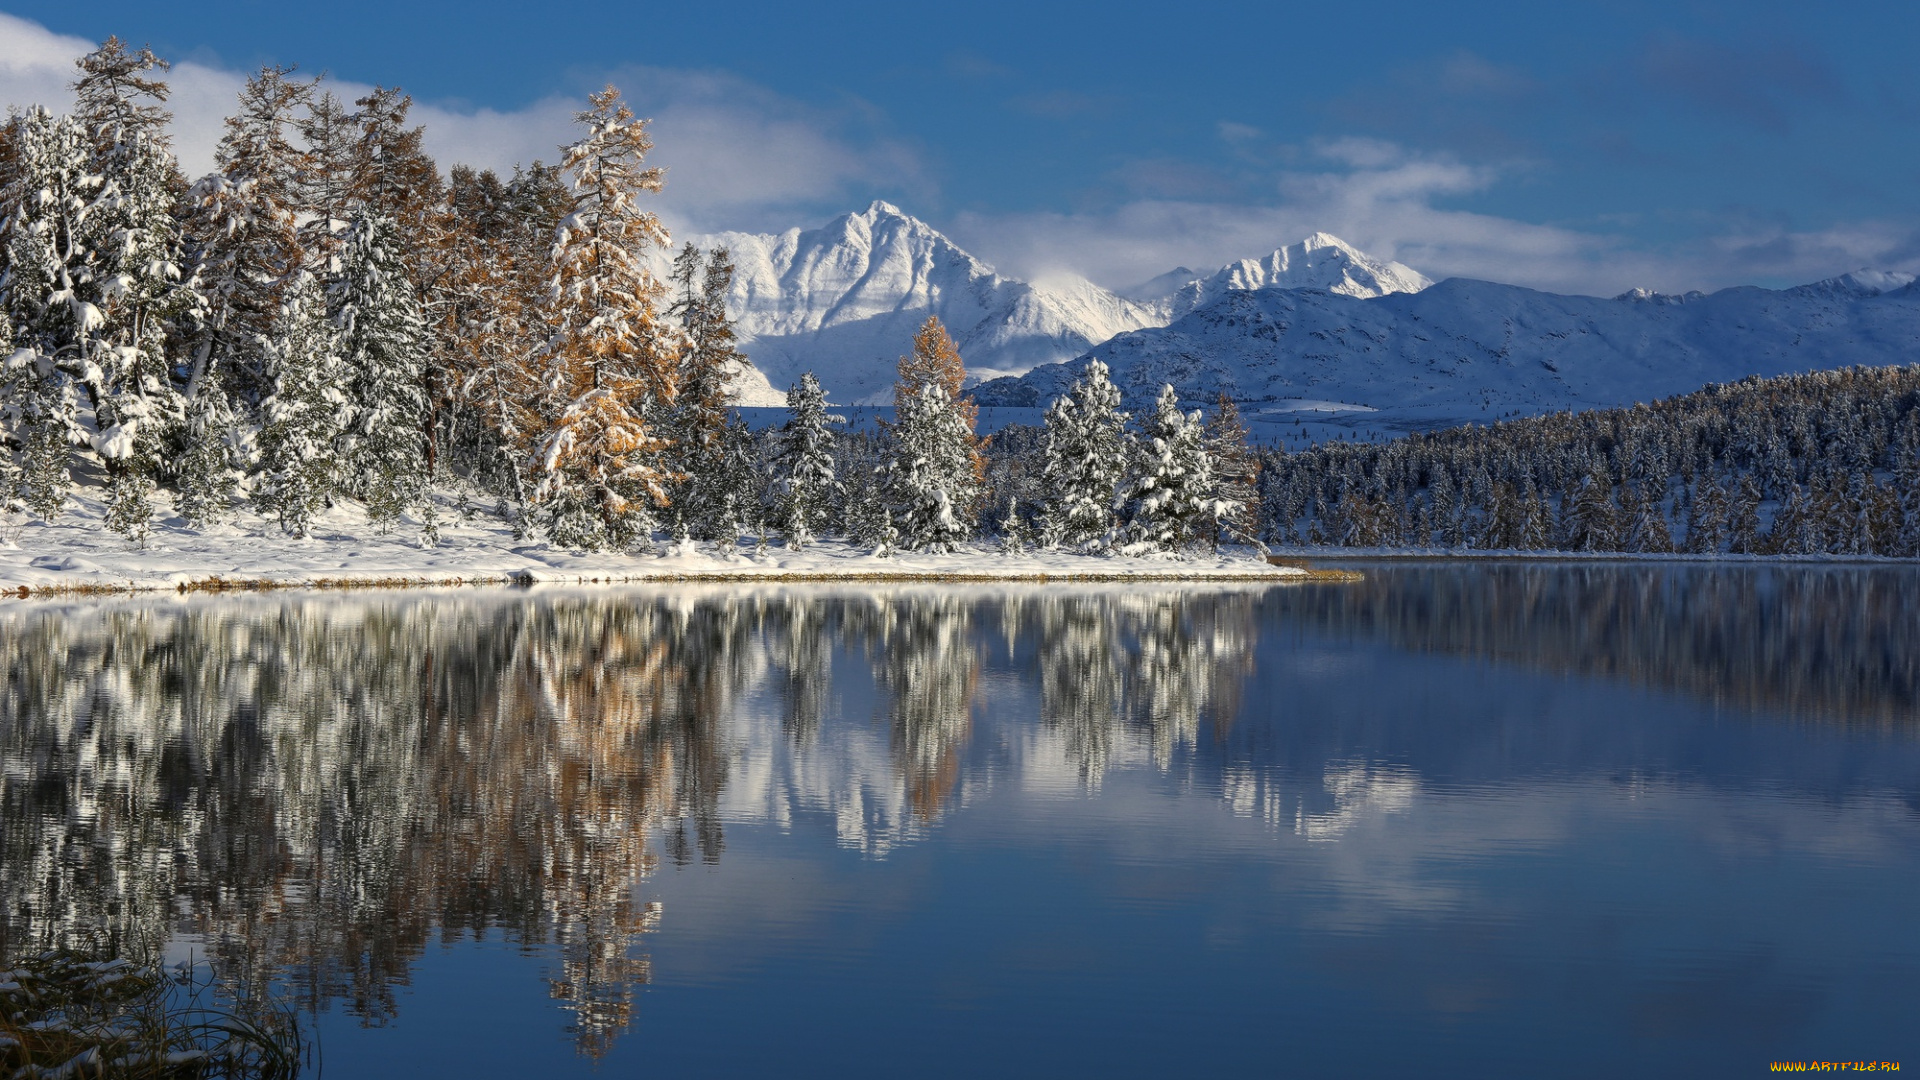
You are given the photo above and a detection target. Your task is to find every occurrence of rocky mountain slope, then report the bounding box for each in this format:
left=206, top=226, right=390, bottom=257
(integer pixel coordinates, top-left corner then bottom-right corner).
left=702, top=204, right=1430, bottom=405
left=973, top=271, right=1920, bottom=436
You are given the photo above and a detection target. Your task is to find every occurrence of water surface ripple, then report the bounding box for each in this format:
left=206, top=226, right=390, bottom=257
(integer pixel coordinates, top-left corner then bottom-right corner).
left=2, top=565, right=1916, bottom=1077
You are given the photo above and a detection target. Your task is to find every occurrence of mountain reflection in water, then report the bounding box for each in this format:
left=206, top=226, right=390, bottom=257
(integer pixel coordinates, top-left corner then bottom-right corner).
left=1, top=567, right=1915, bottom=1071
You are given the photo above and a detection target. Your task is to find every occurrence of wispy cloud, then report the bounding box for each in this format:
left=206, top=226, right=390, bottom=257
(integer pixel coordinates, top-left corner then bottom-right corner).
left=947, top=139, right=1920, bottom=297
left=4, top=13, right=1912, bottom=299
left=0, top=12, right=928, bottom=236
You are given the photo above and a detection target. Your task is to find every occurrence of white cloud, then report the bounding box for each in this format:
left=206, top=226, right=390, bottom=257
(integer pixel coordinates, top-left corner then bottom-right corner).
left=0, top=12, right=925, bottom=238
left=946, top=140, right=1920, bottom=297
left=5, top=13, right=1912, bottom=298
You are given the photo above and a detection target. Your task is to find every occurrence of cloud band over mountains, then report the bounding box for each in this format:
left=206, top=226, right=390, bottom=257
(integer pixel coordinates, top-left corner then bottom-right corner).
left=2, top=11, right=1913, bottom=299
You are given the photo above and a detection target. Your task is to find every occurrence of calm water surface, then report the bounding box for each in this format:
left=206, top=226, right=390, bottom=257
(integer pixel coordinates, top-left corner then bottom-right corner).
left=3, top=564, right=1918, bottom=1078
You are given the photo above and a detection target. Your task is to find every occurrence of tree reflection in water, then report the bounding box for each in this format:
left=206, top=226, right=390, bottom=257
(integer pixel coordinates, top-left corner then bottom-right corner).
left=0, top=586, right=1264, bottom=1058
left=5, top=567, right=1914, bottom=1060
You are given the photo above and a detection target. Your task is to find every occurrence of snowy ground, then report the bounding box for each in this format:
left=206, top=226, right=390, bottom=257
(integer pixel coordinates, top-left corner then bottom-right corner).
left=0, top=488, right=1302, bottom=594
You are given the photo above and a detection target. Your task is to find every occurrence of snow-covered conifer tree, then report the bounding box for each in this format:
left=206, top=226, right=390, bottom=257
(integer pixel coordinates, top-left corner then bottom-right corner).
left=72, top=37, right=174, bottom=155
left=175, top=368, right=244, bottom=529
left=1036, top=359, right=1129, bottom=549
left=1683, top=473, right=1730, bottom=554
left=296, top=89, right=354, bottom=266
left=1562, top=467, right=1618, bottom=551
left=1767, top=483, right=1812, bottom=555
left=1, top=108, right=101, bottom=522
left=1116, top=385, right=1219, bottom=556
left=1895, top=421, right=1920, bottom=558
left=1621, top=481, right=1673, bottom=553
left=344, top=87, right=442, bottom=269
left=254, top=273, right=342, bottom=537
left=528, top=86, right=675, bottom=550
left=891, top=315, right=981, bottom=480
left=770, top=372, right=843, bottom=549
left=884, top=380, right=983, bottom=552
left=1202, top=393, right=1261, bottom=551
left=665, top=244, right=748, bottom=539
left=330, top=211, right=428, bottom=533
left=1726, top=473, right=1763, bottom=555
left=184, top=66, right=310, bottom=403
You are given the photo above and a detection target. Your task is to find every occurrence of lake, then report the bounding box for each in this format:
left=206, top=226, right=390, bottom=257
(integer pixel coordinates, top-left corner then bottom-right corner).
left=3, top=564, right=1917, bottom=1077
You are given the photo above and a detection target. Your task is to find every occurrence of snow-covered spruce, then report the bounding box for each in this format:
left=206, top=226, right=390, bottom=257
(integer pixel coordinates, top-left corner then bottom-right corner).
left=254, top=272, right=344, bottom=538
left=770, top=372, right=843, bottom=550
left=1037, top=358, right=1130, bottom=550
left=330, top=212, right=430, bottom=535
left=1111, top=386, right=1227, bottom=556
left=884, top=381, right=981, bottom=553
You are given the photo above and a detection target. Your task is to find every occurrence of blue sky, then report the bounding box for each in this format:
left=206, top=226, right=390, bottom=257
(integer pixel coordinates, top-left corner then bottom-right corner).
left=3, top=0, right=1916, bottom=295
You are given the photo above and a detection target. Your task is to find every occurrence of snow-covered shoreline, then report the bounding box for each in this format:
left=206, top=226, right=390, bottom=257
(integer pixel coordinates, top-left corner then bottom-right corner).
left=0, top=490, right=1304, bottom=595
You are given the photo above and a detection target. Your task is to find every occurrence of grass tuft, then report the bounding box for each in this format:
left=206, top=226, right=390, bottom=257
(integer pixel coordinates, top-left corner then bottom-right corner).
left=0, top=949, right=306, bottom=1079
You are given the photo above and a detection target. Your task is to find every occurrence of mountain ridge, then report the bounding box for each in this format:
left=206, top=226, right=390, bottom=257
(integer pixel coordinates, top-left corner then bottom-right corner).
left=972, top=270, right=1920, bottom=436
left=698, top=202, right=1428, bottom=404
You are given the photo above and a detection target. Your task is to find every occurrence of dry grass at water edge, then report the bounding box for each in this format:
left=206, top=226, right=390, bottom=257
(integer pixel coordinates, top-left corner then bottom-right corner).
left=1265, top=556, right=1367, bottom=582
left=0, top=950, right=305, bottom=1078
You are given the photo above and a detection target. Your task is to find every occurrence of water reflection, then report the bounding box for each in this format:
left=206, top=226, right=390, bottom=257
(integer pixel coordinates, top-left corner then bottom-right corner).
left=0, top=585, right=1272, bottom=1057
left=1, top=567, right=1917, bottom=1066
left=1285, top=562, right=1920, bottom=727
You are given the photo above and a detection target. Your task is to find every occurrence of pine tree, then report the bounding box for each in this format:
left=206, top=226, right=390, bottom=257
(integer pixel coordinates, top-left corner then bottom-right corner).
left=344, top=87, right=443, bottom=271
left=1895, top=422, right=1920, bottom=558
left=1477, top=481, right=1523, bottom=550
left=1767, top=483, right=1812, bottom=555
left=444, top=163, right=561, bottom=503
left=296, top=89, right=355, bottom=267
left=1683, top=473, right=1730, bottom=554
left=1519, top=475, right=1553, bottom=549
left=254, top=273, right=343, bottom=537
left=1563, top=466, right=1619, bottom=551
left=1116, top=385, right=1217, bottom=556
left=1430, top=470, right=1462, bottom=547
left=884, top=380, right=982, bottom=552
left=881, top=318, right=982, bottom=551
left=1037, top=359, right=1130, bottom=549
left=89, top=125, right=197, bottom=540
left=184, top=65, right=310, bottom=404
left=1726, top=473, right=1763, bottom=555
left=528, top=86, right=676, bottom=550
left=1203, top=393, right=1261, bottom=551
left=770, top=372, right=842, bottom=549
left=665, top=244, right=747, bottom=539
left=892, top=315, right=981, bottom=483
left=175, top=368, right=243, bottom=529
left=331, top=212, right=429, bottom=533
left=71, top=38, right=175, bottom=169
left=1, top=108, right=100, bottom=521
left=1621, top=481, right=1673, bottom=553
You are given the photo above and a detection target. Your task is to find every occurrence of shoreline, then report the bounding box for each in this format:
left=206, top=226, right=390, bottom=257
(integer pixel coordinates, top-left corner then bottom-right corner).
left=5, top=563, right=1332, bottom=599
left=0, top=490, right=1332, bottom=598
left=1266, top=548, right=1919, bottom=566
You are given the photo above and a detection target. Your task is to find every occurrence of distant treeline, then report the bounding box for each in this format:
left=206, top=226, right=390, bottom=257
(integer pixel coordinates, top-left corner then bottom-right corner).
left=1242, top=365, right=1920, bottom=556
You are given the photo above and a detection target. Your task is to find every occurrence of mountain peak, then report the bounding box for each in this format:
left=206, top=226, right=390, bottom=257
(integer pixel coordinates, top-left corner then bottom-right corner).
left=1811, top=269, right=1917, bottom=297
left=1153, top=234, right=1431, bottom=317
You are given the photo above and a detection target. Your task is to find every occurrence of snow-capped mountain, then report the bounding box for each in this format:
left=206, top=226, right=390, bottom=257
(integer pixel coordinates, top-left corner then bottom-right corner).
left=1158, top=232, right=1432, bottom=318
left=702, top=201, right=1163, bottom=404
left=702, top=202, right=1433, bottom=406
left=973, top=271, right=1920, bottom=435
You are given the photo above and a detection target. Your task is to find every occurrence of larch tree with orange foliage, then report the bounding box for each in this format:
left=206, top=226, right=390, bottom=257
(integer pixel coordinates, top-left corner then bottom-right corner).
left=529, top=85, right=678, bottom=551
